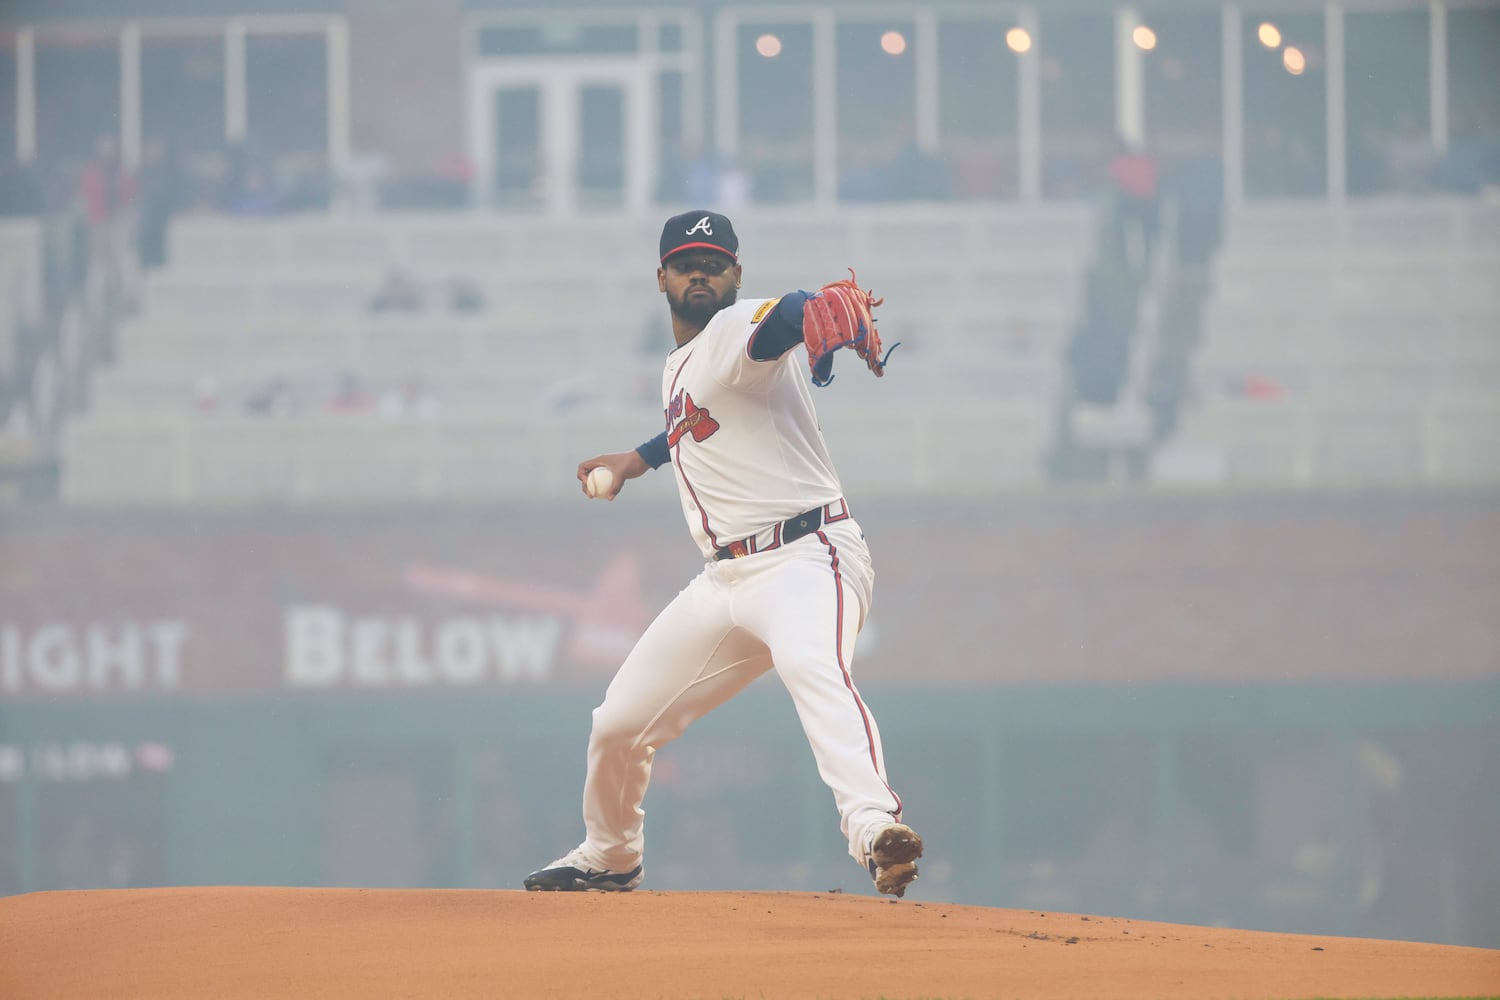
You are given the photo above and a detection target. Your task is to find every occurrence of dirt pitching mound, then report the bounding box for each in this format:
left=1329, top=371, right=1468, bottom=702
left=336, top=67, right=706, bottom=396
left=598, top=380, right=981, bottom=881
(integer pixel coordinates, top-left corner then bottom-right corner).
left=2, top=886, right=1496, bottom=999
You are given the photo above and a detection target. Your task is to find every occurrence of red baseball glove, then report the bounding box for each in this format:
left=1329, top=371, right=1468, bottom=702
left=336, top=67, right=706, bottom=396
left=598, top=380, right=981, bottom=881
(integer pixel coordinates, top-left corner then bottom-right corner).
left=803, top=269, right=893, bottom=386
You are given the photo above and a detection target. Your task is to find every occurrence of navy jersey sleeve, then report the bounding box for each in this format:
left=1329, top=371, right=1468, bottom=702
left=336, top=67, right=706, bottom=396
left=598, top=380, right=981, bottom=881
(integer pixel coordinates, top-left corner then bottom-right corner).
left=636, top=431, right=671, bottom=470
left=747, top=291, right=810, bottom=361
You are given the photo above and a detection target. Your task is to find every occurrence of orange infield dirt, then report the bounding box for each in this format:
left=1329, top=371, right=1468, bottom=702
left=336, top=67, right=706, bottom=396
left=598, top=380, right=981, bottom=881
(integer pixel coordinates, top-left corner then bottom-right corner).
left=2, top=887, right=1497, bottom=1000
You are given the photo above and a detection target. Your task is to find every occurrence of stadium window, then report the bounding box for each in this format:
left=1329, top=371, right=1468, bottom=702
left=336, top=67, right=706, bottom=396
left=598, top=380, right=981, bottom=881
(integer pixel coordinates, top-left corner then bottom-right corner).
left=245, top=31, right=327, bottom=159
left=835, top=19, right=919, bottom=202
left=141, top=32, right=225, bottom=161
left=1242, top=11, right=1326, bottom=198
left=937, top=17, right=1018, bottom=201
left=737, top=20, right=814, bottom=204
left=1038, top=10, right=1115, bottom=200
left=34, top=27, right=120, bottom=170
left=1345, top=9, right=1430, bottom=196
left=0, top=36, right=15, bottom=163
left=1447, top=5, right=1500, bottom=194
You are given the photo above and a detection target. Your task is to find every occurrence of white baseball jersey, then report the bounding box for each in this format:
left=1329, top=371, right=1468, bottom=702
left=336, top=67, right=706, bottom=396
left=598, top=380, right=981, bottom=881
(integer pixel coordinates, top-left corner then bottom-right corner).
left=662, top=297, right=844, bottom=558
left=557, top=288, right=905, bottom=891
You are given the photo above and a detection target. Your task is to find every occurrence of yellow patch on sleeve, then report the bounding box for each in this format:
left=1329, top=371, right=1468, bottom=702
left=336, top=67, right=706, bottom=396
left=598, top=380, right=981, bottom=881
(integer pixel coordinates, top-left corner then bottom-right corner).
left=751, top=298, right=780, bottom=324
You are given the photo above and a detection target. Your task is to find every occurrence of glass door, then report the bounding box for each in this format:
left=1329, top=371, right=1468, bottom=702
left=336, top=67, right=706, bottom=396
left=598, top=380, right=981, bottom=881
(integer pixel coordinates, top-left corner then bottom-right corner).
left=491, top=84, right=543, bottom=210
left=577, top=83, right=626, bottom=208
left=470, top=59, right=652, bottom=214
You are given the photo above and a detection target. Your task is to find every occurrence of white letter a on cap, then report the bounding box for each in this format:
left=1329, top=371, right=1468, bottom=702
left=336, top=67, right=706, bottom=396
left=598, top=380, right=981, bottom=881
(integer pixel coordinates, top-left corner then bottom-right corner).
left=685, top=216, right=714, bottom=236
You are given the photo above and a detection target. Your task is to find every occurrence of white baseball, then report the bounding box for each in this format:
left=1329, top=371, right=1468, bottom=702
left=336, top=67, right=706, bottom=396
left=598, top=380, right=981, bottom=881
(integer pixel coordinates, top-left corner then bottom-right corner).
left=586, top=466, right=615, bottom=500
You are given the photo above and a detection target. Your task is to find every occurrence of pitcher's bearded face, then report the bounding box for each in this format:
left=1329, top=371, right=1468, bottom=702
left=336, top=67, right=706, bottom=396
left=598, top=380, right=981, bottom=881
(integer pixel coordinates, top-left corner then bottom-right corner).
left=660, top=253, right=741, bottom=324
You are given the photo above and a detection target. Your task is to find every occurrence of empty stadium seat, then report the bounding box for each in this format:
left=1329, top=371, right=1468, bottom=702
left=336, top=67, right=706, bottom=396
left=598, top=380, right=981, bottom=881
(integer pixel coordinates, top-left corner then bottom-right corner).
left=1167, top=197, right=1500, bottom=488
left=62, top=205, right=1098, bottom=504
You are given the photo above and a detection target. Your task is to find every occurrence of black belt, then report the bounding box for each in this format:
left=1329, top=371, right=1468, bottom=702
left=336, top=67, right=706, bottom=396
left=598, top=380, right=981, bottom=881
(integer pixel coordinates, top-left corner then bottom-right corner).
left=714, top=506, right=824, bottom=561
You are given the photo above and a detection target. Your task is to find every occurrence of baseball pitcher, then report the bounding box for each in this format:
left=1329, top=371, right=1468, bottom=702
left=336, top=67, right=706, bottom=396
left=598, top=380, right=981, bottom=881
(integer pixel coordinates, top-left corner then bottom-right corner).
left=524, top=210, right=921, bottom=897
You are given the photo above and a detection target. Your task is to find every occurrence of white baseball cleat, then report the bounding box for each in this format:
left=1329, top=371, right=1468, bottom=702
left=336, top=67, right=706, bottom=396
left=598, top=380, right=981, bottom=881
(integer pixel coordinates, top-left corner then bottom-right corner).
left=866, top=822, right=923, bottom=898
left=523, top=846, right=643, bottom=892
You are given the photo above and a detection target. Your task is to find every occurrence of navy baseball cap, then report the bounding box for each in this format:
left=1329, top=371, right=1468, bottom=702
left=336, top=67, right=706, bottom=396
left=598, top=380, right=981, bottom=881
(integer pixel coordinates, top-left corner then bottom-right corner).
left=660, top=210, right=738, bottom=264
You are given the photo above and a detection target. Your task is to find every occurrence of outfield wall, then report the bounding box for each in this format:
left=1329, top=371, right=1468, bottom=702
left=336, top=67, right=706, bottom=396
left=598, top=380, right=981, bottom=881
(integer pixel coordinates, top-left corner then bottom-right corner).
left=2, top=492, right=1498, bottom=947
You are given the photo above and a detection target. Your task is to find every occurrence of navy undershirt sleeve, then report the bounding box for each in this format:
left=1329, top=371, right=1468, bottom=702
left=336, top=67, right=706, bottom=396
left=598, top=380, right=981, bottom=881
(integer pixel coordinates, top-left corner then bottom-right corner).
left=747, top=291, right=810, bottom=361
left=636, top=432, right=671, bottom=470
left=638, top=292, right=811, bottom=467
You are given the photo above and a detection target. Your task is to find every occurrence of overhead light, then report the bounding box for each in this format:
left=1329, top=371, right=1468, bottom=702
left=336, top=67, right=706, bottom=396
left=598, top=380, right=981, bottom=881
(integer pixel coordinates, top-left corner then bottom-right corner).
left=1132, top=25, right=1157, bottom=51
left=1283, top=45, right=1306, bottom=74
left=1006, top=27, right=1032, bottom=53
left=880, top=30, right=907, bottom=56
left=1258, top=22, right=1282, bottom=48
left=755, top=33, right=782, bottom=58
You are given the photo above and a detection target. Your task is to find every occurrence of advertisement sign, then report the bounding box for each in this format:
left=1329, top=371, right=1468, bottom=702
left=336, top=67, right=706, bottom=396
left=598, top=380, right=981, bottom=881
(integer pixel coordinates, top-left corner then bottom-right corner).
left=3, top=496, right=1497, bottom=700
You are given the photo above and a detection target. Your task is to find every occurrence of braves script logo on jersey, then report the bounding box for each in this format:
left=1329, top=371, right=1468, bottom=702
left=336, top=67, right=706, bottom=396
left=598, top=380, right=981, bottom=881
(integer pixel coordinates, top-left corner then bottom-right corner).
left=665, top=390, right=720, bottom=448
left=685, top=216, right=714, bottom=235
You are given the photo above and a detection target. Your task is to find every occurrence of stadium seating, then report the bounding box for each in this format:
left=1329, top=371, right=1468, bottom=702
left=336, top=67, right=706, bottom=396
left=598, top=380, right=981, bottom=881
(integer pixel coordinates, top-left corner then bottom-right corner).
left=0, top=219, right=43, bottom=379
left=1157, top=198, right=1500, bottom=487
left=61, top=204, right=1096, bottom=504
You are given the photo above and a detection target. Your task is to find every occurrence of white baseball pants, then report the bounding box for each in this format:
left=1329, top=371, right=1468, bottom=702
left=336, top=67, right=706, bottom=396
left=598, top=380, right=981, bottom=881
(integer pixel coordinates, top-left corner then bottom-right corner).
left=578, top=517, right=903, bottom=872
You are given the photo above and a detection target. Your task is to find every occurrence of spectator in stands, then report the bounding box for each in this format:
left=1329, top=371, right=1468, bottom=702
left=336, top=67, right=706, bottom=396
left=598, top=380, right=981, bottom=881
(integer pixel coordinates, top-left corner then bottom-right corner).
left=679, top=142, right=752, bottom=209
left=1383, top=114, right=1438, bottom=194
left=1165, top=151, right=1223, bottom=265
left=229, top=166, right=279, bottom=215
left=334, top=150, right=391, bottom=212
left=433, top=151, right=475, bottom=207
left=327, top=371, right=374, bottom=415
left=683, top=142, right=724, bottom=204
left=244, top=376, right=299, bottom=417
left=218, top=138, right=261, bottom=212
left=446, top=277, right=486, bottom=314
left=136, top=138, right=181, bottom=269
left=278, top=152, right=334, bottom=213
left=367, top=268, right=426, bottom=313
left=192, top=375, right=223, bottom=412
left=879, top=121, right=951, bottom=201
left=78, top=134, right=136, bottom=286
left=378, top=376, right=440, bottom=420
left=951, top=138, right=1011, bottom=200
left=1108, top=135, right=1160, bottom=274
left=80, top=134, right=135, bottom=229
left=1241, top=373, right=1287, bottom=401
left=716, top=158, right=753, bottom=210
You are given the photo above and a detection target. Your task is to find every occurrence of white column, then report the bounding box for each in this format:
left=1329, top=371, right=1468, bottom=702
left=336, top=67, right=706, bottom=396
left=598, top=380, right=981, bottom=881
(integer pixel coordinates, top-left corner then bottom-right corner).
left=1018, top=6, right=1041, bottom=201
left=914, top=8, right=940, bottom=154
left=544, top=80, right=577, bottom=216
left=683, top=14, right=706, bottom=153
left=326, top=18, right=351, bottom=168
left=812, top=9, right=837, bottom=207
left=1325, top=0, right=1346, bottom=203
left=121, top=23, right=142, bottom=169
left=1222, top=5, right=1244, bottom=208
left=1429, top=0, right=1448, bottom=154
left=629, top=67, right=656, bottom=213
left=1115, top=6, right=1145, bottom=148
left=466, top=66, right=490, bottom=210
left=16, top=27, right=35, bottom=162
left=225, top=20, right=247, bottom=142
left=714, top=10, right=738, bottom=158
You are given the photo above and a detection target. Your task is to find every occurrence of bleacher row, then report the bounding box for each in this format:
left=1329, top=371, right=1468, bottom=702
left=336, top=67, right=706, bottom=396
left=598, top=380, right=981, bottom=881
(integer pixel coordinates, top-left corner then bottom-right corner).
left=49, top=198, right=1500, bottom=504
left=63, top=205, right=1093, bottom=504
left=1159, top=198, right=1500, bottom=487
